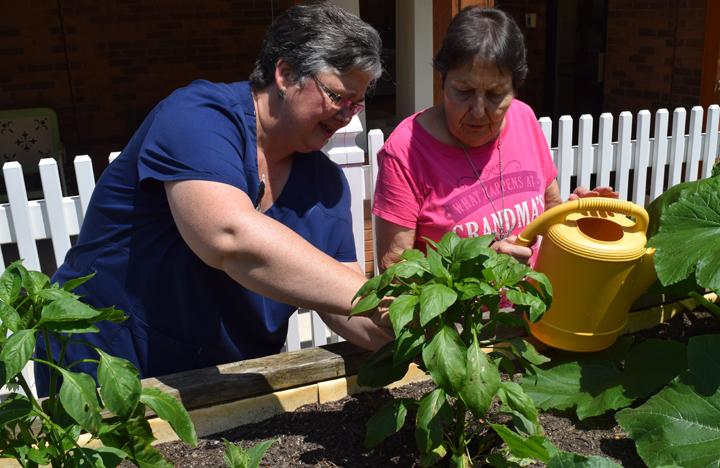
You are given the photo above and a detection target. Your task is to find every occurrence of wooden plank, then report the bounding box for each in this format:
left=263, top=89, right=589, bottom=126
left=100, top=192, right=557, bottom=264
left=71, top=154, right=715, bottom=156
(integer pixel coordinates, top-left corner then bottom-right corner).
left=632, top=110, right=651, bottom=205
left=616, top=112, right=632, bottom=200
left=668, top=108, right=686, bottom=187
left=141, top=341, right=371, bottom=412
left=649, top=109, right=669, bottom=201
left=597, top=113, right=613, bottom=187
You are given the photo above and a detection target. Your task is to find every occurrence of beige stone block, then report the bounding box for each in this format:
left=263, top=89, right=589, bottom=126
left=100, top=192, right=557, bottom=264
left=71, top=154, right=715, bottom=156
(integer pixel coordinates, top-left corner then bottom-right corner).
left=150, top=384, right=320, bottom=443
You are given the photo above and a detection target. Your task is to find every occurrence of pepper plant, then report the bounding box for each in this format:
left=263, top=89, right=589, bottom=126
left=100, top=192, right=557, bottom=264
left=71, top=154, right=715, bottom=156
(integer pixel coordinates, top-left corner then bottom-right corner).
left=351, top=232, right=616, bottom=466
left=0, top=261, right=197, bottom=467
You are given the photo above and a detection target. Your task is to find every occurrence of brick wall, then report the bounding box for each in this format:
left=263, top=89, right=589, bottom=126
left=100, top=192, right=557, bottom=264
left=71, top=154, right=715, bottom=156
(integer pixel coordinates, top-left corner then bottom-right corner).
left=604, top=0, right=705, bottom=115
left=1, top=1, right=286, bottom=178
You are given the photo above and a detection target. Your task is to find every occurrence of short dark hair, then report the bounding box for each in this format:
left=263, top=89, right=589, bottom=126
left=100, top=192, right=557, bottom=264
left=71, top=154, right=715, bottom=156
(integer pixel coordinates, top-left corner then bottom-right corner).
left=433, top=7, right=528, bottom=90
left=249, top=1, right=382, bottom=90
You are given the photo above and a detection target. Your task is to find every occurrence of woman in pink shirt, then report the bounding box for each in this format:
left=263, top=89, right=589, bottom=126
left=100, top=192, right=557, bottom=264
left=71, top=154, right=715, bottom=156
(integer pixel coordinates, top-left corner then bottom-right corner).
left=373, top=7, right=616, bottom=270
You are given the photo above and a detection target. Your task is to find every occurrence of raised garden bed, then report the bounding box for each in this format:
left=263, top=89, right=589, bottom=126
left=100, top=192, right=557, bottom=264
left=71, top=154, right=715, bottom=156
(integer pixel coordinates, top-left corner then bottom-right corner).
left=136, top=294, right=715, bottom=467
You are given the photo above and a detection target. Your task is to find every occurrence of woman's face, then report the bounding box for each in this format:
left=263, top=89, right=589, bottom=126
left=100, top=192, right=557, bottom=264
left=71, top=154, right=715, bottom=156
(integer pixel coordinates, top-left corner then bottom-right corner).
left=442, top=57, right=515, bottom=148
left=284, top=68, right=370, bottom=153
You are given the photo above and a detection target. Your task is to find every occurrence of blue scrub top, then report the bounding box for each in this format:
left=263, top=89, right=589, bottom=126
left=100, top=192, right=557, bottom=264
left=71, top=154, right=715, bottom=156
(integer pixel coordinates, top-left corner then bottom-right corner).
left=36, top=80, right=356, bottom=393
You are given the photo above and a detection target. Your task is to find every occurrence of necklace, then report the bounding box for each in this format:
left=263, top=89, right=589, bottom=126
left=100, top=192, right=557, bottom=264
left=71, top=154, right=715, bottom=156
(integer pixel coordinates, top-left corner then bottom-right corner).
left=461, top=142, right=512, bottom=240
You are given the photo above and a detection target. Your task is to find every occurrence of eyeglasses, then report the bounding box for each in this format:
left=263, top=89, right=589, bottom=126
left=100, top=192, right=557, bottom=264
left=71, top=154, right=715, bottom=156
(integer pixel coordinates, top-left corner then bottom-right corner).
left=313, top=76, right=365, bottom=116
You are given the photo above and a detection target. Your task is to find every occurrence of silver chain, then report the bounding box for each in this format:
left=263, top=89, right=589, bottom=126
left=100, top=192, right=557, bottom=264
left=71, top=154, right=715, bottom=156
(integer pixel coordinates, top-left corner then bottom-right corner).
left=461, top=142, right=511, bottom=240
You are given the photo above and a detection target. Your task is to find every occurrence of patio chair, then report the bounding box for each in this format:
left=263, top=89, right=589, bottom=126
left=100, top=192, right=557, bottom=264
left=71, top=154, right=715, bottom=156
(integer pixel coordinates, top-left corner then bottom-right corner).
left=0, top=107, right=66, bottom=201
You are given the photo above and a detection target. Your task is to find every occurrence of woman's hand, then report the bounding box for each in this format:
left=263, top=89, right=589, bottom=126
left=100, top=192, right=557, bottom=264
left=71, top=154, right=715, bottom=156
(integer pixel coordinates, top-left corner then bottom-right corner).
left=568, top=186, right=620, bottom=200
left=491, top=235, right=532, bottom=264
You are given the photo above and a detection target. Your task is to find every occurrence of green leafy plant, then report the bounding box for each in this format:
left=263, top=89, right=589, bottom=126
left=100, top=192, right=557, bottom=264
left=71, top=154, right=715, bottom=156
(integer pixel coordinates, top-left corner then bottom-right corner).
left=521, top=173, right=720, bottom=467
left=352, top=232, right=616, bottom=466
left=0, top=261, right=198, bottom=467
left=222, top=438, right=277, bottom=468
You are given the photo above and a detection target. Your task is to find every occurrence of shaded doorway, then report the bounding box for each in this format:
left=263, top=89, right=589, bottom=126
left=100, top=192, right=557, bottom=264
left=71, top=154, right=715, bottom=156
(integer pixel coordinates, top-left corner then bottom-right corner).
left=544, top=0, right=608, bottom=124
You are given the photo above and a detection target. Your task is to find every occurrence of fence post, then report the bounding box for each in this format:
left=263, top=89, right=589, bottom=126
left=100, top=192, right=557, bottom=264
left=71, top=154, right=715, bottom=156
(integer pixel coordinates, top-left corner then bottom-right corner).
left=3, top=162, right=40, bottom=271
left=577, top=115, right=593, bottom=189
left=668, top=108, right=687, bottom=187
left=39, top=159, right=71, bottom=267
left=616, top=112, right=633, bottom=201
left=557, top=116, right=573, bottom=200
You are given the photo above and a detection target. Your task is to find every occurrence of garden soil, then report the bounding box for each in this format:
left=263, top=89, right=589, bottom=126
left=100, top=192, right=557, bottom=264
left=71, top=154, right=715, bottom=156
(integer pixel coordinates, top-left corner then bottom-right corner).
left=141, top=309, right=719, bottom=467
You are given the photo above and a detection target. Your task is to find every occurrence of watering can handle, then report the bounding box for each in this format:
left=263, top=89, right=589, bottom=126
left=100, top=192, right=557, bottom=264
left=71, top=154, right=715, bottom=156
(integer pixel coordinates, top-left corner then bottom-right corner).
left=516, top=198, right=649, bottom=247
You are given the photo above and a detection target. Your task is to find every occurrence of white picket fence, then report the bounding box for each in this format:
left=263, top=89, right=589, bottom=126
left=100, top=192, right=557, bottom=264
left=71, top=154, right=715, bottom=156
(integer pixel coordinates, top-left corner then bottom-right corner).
left=1, top=105, right=719, bottom=397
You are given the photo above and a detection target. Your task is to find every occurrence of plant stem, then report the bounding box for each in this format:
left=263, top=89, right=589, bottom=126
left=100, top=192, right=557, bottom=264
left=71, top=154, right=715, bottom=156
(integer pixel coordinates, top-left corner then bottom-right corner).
left=453, top=399, right=468, bottom=459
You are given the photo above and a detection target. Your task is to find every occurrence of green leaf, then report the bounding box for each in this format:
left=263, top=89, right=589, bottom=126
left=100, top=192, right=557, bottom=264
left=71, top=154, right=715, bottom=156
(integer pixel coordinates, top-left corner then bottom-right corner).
left=455, top=280, right=496, bottom=301
left=505, top=289, right=547, bottom=323
left=546, top=451, right=622, bottom=467
left=56, top=368, right=102, bottom=433
left=223, top=439, right=250, bottom=468
left=97, top=349, right=141, bottom=418
left=401, top=249, right=425, bottom=261
left=490, top=423, right=551, bottom=462
left=365, top=399, right=409, bottom=448
left=415, top=388, right=452, bottom=454
left=388, top=295, right=418, bottom=335
left=524, top=270, right=553, bottom=304
left=350, top=292, right=382, bottom=316
left=393, top=326, right=426, bottom=366
left=422, top=324, right=467, bottom=392
left=0, top=301, right=21, bottom=332
left=521, top=339, right=686, bottom=420
left=23, top=270, right=50, bottom=297
left=140, top=387, right=198, bottom=446
left=244, top=438, right=278, bottom=468
left=36, top=287, right=78, bottom=302
left=427, top=248, right=451, bottom=283
left=100, top=412, right=173, bottom=467
left=647, top=174, right=719, bottom=236
left=0, top=393, right=33, bottom=425
left=39, top=298, right=104, bottom=325
left=358, top=341, right=411, bottom=388
left=71, top=447, right=128, bottom=467
left=438, top=231, right=461, bottom=258
left=61, top=272, right=97, bottom=292
left=647, top=177, right=720, bottom=289
left=508, top=338, right=551, bottom=365
left=419, top=284, right=457, bottom=326
left=616, top=379, right=720, bottom=467
left=459, top=337, right=499, bottom=417
left=0, top=329, right=36, bottom=383
left=453, top=235, right=494, bottom=262
left=497, top=381, right=541, bottom=436
left=394, top=259, right=428, bottom=279
left=0, top=264, right=22, bottom=303
left=687, top=334, right=720, bottom=395
left=352, top=275, right=382, bottom=302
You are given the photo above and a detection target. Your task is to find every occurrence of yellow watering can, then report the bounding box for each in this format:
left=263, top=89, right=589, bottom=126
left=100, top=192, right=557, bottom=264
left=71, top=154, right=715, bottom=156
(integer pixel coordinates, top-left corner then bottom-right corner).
left=516, top=198, right=657, bottom=352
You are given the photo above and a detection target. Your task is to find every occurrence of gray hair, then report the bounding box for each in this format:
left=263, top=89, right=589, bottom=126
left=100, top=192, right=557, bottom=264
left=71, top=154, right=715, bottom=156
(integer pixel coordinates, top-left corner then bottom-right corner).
left=434, top=7, right=528, bottom=91
left=249, top=1, right=382, bottom=89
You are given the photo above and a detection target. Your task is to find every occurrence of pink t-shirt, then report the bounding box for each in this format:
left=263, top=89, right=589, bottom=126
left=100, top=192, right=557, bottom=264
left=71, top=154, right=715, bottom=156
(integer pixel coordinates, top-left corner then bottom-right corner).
left=373, top=99, right=557, bottom=253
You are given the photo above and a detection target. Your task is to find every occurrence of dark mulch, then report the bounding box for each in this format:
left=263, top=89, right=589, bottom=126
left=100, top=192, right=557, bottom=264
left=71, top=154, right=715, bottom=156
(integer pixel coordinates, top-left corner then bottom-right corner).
left=144, top=309, right=719, bottom=467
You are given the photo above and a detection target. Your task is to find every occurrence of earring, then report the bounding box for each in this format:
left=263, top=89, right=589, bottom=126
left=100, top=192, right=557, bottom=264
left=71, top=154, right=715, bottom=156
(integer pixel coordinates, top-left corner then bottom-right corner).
left=277, top=89, right=286, bottom=100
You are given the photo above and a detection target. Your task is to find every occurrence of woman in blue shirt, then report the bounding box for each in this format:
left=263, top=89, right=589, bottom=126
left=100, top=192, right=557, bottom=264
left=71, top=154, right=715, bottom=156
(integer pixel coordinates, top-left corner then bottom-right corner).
left=36, top=1, right=391, bottom=395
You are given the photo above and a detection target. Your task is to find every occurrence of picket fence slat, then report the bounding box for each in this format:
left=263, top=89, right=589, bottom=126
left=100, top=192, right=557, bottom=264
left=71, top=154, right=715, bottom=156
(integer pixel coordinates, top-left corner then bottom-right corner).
left=649, top=109, right=670, bottom=200
left=616, top=112, right=633, bottom=201
left=2, top=106, right=719, bottom=400
left=577, top=115, right=593, bottom=189
left=4, top=162, right=40, bottom=272
left=39, top=159, right=72, bottom=268
left=687, top=106, right=704, bottom=182
left=702, top=105, right=720, bottom=180
left=597, top=113, right=613, bottom=188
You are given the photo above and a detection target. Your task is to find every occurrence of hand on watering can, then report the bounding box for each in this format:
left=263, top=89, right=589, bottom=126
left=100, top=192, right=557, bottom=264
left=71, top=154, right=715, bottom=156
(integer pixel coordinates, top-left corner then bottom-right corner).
left=568, top=186, right=620, bottom=200
left=491, top=235, right=533, bottom=265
